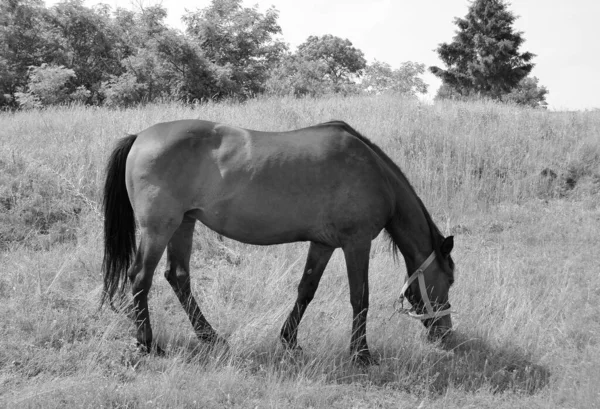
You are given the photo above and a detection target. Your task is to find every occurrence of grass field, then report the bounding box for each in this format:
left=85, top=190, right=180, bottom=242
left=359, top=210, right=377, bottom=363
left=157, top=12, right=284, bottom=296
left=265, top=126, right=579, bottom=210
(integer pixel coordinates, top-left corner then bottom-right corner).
left=1, top=96, right=599, bottom=408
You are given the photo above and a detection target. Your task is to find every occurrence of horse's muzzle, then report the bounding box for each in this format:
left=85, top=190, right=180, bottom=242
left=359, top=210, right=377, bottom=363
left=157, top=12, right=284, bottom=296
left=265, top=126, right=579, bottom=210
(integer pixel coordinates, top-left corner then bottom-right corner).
left=425, top=313, right=453, bottom=341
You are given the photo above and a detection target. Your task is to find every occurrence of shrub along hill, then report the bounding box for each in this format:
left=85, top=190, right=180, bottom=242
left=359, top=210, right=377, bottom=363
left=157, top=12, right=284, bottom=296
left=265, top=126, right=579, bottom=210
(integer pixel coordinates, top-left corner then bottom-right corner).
left=0, top=96, right=598, bottom=408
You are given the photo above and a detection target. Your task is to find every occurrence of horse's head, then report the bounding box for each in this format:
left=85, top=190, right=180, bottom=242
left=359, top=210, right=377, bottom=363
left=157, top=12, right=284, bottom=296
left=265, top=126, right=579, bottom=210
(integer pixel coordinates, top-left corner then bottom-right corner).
left=401, top=235, right=455, bottom=340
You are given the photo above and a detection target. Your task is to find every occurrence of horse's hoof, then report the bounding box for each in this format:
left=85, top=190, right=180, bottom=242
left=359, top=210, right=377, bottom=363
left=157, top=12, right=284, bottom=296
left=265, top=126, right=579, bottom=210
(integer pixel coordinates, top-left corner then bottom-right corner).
left=154, top=345, right=166, bottom=356
left=279, top=331, right=298, bottom=349
left=351, top=351, right=379, bottom=366
left=284, top=345, right=303, bottom=358
left=213, top=336, right=230, bottom=353
left=201, top=334, right=230, bottom=355
left=281, top=338, right=302, bottom=351
left=136, top=342, right=165, bottom=356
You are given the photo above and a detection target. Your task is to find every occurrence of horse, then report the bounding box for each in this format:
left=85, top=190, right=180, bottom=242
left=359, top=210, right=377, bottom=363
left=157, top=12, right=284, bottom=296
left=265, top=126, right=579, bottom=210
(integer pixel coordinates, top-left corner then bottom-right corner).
left=101, top=119, right=455, bottom=364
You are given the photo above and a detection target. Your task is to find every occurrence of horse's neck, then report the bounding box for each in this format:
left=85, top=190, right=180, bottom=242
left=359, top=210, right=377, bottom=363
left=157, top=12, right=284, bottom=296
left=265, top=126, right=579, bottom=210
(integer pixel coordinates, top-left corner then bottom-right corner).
left=386, top=197, right=433, bottom=272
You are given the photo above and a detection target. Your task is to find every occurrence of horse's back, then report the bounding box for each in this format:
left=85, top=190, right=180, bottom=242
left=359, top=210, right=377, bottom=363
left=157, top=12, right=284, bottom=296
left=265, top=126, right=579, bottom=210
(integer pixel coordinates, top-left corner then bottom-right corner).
left=126, top=120, right=395, bottom=246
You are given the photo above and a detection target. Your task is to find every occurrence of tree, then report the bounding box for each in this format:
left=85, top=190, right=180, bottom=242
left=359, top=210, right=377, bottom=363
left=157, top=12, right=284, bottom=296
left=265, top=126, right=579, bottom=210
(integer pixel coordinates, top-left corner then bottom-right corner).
left=265, top=54, right=332, bottom=97
left=14, top=63, right=89, bottom=108
left=107, top=5, right=179, bottom=103
left=430, top=0, right=536, bottom=100
left=100, top=4, right=221, bottom=104
left=151, top=29, right=220, bottom=101
left=362, top=60, right=428, bottom=96
left=47, top=1, right=125, bottom=103
left=296, top=34, right=366, bottom=90
left=183, top=0, right=287, bottom=98
left=0, top=0, right=56, bottom=107
left=100, top=72, right=147, bottom=107
left=501, top=76, right=548, bottom=108
left=433, top=83, right=461, bottom=101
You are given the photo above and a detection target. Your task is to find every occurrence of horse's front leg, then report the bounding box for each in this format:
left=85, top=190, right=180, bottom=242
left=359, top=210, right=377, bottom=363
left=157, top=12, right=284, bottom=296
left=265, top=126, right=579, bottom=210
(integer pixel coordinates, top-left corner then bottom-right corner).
left=280, top=242, right=334, bottom=350
left=342, top=239, right=377, bottom=365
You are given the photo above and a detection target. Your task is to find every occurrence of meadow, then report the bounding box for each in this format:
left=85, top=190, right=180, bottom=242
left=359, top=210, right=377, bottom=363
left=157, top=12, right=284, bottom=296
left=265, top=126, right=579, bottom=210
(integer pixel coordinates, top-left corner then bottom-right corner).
left=0, top=95, right=599, bottom=408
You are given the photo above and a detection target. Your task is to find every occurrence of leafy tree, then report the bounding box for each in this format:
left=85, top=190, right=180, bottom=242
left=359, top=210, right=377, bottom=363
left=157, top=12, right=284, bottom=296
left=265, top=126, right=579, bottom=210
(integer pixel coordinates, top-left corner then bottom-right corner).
left=108, top=5, right=174, bottom=102
left=265, top=54, right=332, bottom=97
left=296, top=34, right=366, bottom=90
left=46, top=0, right=125, bottom=102
left=70, top=84, right=91, bottom=102
left=362, top=60, right=428, bottom=96
left=0, top=57, right=12, bottom=106
left=3, top=0, right=432, bottom=108
left=14, top=63, right=84, bottom=108
left=433, top=83, right=462, bottom=101
left=100, top=72, right=147, bottom=107
left=0, top=0, right=56, bottom=107
left=501, top=76, right=548, bottom=108
left=102, top=5, right=220, bottom=104
left=151, top=29, right=220, bottom=101
left=435, top=74, right=548, bottom=109
left=183, top=0, right=287, bottom=98
left=430, top=0, right=536, bottom=100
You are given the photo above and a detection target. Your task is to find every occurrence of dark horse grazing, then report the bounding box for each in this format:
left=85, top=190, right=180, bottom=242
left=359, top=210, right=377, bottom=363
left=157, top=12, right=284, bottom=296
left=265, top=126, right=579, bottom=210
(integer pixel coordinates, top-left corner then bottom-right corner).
left=102, top=119, right=455, bottom=364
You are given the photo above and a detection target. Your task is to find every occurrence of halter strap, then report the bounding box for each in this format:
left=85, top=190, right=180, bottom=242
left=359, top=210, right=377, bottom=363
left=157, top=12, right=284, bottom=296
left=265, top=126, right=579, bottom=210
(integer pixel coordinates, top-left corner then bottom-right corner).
left=397, top=251, right=452, bottom=320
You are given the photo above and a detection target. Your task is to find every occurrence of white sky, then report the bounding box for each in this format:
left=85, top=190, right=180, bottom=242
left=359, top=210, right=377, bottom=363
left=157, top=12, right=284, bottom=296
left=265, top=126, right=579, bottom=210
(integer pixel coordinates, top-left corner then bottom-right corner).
left=49, top=0, right=600, bottom=110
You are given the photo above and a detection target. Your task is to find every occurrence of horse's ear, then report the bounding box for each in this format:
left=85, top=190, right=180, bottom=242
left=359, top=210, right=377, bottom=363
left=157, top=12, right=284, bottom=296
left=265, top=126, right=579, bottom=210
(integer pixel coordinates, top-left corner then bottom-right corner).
left=441, top=236, right=454, bottom=256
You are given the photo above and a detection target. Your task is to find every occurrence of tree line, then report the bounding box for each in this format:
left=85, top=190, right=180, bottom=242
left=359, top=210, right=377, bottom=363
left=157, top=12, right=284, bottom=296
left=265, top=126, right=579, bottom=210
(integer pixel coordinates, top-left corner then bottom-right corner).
left=0, top=0, right=547, bottom=109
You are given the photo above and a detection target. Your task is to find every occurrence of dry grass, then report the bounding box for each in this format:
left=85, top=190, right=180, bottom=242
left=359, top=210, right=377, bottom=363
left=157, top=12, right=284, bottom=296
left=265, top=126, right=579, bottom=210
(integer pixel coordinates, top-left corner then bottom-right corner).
left=0, top=96, right=599, bottom=408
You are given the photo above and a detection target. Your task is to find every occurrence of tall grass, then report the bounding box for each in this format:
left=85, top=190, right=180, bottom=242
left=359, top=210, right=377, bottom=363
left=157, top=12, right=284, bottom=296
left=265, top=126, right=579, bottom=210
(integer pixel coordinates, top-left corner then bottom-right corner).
left=0, top=96, right=599, bottom=408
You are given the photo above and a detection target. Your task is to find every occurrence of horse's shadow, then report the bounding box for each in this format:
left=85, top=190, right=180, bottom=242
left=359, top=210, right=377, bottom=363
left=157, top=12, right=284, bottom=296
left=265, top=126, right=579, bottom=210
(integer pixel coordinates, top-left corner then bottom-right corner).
left=368, top=331, right=551, bottom=395
left=157, top=330, right=550, bottom=396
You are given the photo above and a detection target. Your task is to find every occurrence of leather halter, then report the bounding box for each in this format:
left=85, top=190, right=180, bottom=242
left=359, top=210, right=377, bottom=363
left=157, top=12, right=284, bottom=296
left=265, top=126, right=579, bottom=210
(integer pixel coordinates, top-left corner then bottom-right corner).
left=396, top=251, right=452, bottom=320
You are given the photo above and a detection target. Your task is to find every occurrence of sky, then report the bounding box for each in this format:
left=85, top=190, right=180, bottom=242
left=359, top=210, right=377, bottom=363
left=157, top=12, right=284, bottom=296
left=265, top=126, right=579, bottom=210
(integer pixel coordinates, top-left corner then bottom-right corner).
left=49, top=0, right=600, bottom=110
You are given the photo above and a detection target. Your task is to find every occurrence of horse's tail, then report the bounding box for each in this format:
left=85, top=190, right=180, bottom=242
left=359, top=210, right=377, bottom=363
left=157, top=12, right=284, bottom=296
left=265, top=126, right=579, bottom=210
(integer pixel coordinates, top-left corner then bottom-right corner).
left=101, top=134, right=138, bottom=309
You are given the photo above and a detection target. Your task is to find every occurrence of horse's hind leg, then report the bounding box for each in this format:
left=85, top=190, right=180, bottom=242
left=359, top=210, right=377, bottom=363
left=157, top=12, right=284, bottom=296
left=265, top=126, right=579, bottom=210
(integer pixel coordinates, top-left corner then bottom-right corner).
left=128, top=220, right=179, bottom=352
left=164, top=215, right=224, bottom=346
left=280, top=242, right=334, bottom=350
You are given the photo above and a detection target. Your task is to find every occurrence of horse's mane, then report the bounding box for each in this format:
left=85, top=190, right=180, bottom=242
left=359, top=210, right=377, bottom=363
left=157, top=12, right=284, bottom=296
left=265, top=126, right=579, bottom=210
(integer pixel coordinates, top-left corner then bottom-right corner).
left=319, top=120, right=444, bottom=261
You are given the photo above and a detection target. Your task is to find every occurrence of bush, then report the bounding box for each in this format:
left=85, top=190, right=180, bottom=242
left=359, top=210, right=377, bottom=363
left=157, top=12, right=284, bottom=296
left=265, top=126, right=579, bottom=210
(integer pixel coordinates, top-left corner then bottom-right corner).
left=100, top=72, right=148, bottom=107
left=15, top=64, right=76, bottom=108
left=70, top=86, right=91, bottom=104
left=501, top=77, right=548, bottom=109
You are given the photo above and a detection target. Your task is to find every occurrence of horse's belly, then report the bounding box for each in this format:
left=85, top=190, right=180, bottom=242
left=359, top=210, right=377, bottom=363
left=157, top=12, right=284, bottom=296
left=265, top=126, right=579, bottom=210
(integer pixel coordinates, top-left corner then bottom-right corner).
left=189, top=205, right=311, bottom=245
left=185, top=148, right=391, bottom=245
left=188, top=184, right=386, bottom=246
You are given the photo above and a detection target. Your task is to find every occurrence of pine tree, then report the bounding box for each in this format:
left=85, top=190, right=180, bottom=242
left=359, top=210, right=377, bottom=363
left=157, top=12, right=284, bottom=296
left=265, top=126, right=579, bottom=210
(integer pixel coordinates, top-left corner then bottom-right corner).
left=430, top=0, right=535, bottom=100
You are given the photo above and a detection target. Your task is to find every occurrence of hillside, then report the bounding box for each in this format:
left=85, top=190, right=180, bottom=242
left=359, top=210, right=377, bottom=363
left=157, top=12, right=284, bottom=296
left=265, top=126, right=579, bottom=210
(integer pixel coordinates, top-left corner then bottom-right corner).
left=0, top=96, right=599, bottom=408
